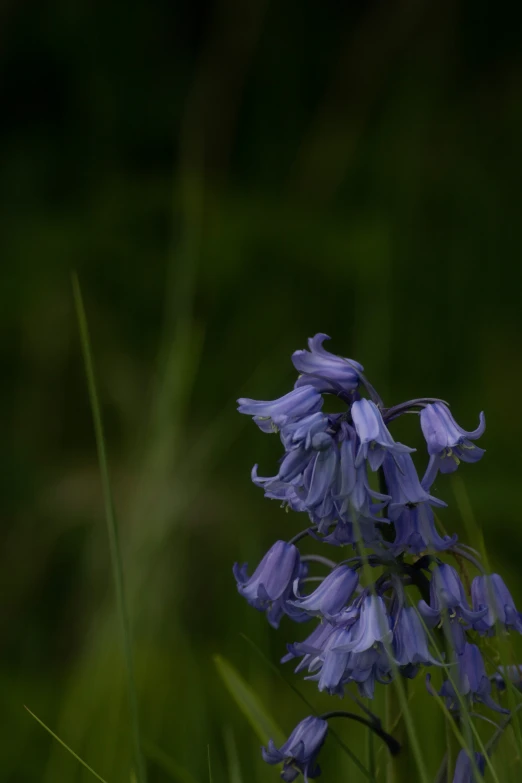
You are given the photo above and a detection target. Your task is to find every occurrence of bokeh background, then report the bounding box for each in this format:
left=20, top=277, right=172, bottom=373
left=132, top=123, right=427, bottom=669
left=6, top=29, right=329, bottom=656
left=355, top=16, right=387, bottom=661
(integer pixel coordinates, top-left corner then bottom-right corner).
left=3, top=0, right=522, bottom=780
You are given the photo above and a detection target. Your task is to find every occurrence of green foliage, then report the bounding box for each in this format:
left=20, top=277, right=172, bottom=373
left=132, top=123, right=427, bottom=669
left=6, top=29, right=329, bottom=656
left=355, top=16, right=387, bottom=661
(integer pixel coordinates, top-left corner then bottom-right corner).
left=214, top=655, right=285, bottom=747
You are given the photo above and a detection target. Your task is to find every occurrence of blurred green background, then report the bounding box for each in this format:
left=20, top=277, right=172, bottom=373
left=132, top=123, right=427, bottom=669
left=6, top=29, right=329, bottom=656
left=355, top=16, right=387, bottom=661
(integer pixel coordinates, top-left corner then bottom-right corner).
left=3, top=0, right=522, bottom=780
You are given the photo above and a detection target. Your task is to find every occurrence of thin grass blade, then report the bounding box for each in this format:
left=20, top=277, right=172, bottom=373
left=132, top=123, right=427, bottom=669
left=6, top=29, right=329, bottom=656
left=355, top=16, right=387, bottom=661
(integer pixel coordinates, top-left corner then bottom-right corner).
left=72, top=273, right=146, bottom=783
left=25, top=706, right=109, bottom=783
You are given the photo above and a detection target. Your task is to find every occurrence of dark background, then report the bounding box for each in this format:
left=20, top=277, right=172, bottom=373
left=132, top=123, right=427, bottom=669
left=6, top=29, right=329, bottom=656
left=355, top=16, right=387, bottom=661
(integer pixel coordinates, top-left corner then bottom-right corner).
left=2, top=1, right=522, bottom=780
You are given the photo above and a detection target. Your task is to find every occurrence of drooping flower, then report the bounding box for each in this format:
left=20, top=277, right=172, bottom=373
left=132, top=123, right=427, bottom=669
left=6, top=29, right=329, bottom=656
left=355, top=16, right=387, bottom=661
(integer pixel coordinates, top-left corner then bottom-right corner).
left=383, top=452, right=453, bottom=554
left=471, top=573, right=522, bottom=634
left=290, top=565, right=359, bottom=617
left=419, top=564, right=487, bottom=646
left=237, top=385, right=323, bottom=433
left=452, top=749, right=486, bottom=782
left=392, top=503, right=456, bottom=555
left=351, top=398, right=414, bottom=471
left=438, top=643, right=507, bottom=713
left=393, top=606, right=440, bottom=668
left=292, top=333, right=363, bottom=396
left=282, top=621, right=337, bottom=672
left=384, top=452, right=446, bottom=518
left=262, top=716, right=328, bottom=781
left=233, top=541, right=303, bottom=628
left=332, top=595, right=393, bottom=654
left=420, top=403, right=485, bottom=488
left=490, top=664, right=522, bottom=692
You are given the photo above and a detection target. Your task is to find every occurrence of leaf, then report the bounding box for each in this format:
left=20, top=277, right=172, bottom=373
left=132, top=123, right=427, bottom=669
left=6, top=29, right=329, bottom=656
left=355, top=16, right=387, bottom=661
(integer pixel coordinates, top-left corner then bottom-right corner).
left=214, top=655, right=285, bottom=746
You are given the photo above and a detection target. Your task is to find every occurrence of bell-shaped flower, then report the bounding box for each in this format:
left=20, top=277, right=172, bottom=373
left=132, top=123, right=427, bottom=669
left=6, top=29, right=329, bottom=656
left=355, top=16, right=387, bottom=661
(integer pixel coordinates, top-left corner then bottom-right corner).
left=332, top=595, right=392, bottom=654
left=282, top=621, right=337, bottom=672
left=383, top=452, right=446, bottom=519
left=329, top=423, right=390, bottom=527
left=490, top=664, right=522, bottom=692
left=471, top=573, right=522, bottom=634
left=452, top=749, right=486, bottom=783
left=351, top=398, right=414, bottom=471
left=262, top=715, right=328, bottom=782
left=346, top=646, right=393, bottom=698
left=290, top=565, right=359, bottom=618
left=251, top=467, right=308, bottom=512
left=393, top=606, right=440, bottom=667
left=280, top=413, right=330, bottom=451
left=420, top=403, right=485, bottom=488
left=438, top=643, right=507, bottom=713
left=292, top=333, right=363, bottom=396
left=419, top=564, right=487, bottom=630
left=237, top=385, right=323, bottom=432
left=233, top=541, right=301, bottom=628
left=307, top=630, right=392, bottom=698
left=392, top=503, right=456, bottom=554
left=302, top=432, right=339, bottom=508
left=320, top=518, right=383, bottom=548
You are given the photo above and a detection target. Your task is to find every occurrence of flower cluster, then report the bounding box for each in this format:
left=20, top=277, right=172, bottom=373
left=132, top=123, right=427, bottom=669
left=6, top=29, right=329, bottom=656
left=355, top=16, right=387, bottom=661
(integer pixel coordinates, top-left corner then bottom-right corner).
left=234, top=334, right=521, bottom=782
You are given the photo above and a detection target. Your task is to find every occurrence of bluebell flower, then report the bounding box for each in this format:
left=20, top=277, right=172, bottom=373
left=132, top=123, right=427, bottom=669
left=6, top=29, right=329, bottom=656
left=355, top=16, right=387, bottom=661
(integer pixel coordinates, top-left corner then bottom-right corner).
left=290, top=565, right=359, bottom=617
left=393, top=606, right=439, bottom=668
left=305, top=628, right=392, bottom=698
left=418, top=565, right=487, bottom=647
left=237, top=385, right=323, bottom=432
left=234, top=541, right=303, bottom=628
left=327, top=422, right=390, bottom=529
left=251, top=467, right=308, bottom=513
left=438, top=643, right=507, bottom=713
left=384, top=452, right=446, bottom=518
left=280, top=412, right=331, bottom=451
left=320, top=519, right=383, bottom=548
left=351, top=398, right=414, bottom=471
left=317, top=644, right=393, bottom=698
left=292, top=333, right=363, bottom=396
left=420, top=403, right=485, bottom=488
left=282, top=621, right=337, bottom=671
left=471, top=573, right=522, bottom=634
left=332, top=595, right=393, bottom=654
left=383, top=452, right=453, bottom=553
left=490, top=664, right=522, bottom=692
left=452, top=749, right=486, bottom=783
left=262, top=715, right=328, bottom=782
left=392, top=504, right=456, bottom=555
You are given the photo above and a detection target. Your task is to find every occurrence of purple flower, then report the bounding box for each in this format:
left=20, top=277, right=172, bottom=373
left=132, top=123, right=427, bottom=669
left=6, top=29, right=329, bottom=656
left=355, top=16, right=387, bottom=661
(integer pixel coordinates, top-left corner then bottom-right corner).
left=420, top=403, right=485, bottom=488
left=452, top=749, right=485, bottom=782
left=282, top=621, right=337, bottom=672
left=490, top=664, right=522, bottom=692
left=383, top=452, right=446, bottom=518
left=262, top=716, right=328, bottom=782
left=316, top=644, right=392, bottom=699
left=332, top=595, right=392, bottom=654
left=292, top=333, right=363, bottom=396
left=418, top=564, right=487, bottom=641
left=392, top=503, right=456, bottom=555
left=351, top=399, right=414, bottom=471
left=383, top=452, right=452, bottom=553
left=439, top=643, right=507, bottom=713
left=237, top=386, right=323, bottom=433
left=471, top=574, right=522, bottom=634
left=233, top=541, right=303, bottom=628
left=290, top=565, right=359, bottom=617
left=393, top=606, right=439, bottom=668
